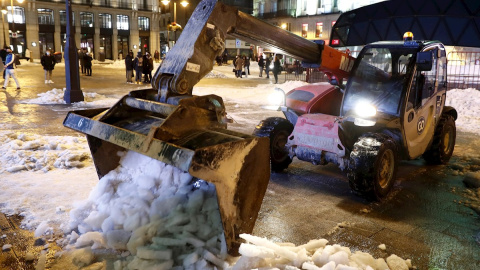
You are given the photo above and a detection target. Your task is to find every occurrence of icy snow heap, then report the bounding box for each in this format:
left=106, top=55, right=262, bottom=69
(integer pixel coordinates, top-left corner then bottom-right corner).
left=0, top=132, right=91, bottom=173
left=64, top=150, right=229, bottom=269
left=63, top=150, right=413, bottom=269
left=20, top=88, right=118, bottom=108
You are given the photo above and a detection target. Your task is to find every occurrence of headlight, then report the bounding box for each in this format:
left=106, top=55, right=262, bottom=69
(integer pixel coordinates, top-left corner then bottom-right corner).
left=354, top=101, right=377, bottom=118
left=268, top=87, right=286, bottom=106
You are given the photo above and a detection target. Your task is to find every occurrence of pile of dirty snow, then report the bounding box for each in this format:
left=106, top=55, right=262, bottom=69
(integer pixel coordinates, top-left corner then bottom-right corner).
left=204, top=70, right=229, bottom=79
left=20, top=88, right=118, bottom=108
left=55, top=150, right=413, bottom=269
left=59, top=150, right=229, bottom=269
left=0, top=132, right=91, bottom=173
left=446, top=88, right=480, bottom=135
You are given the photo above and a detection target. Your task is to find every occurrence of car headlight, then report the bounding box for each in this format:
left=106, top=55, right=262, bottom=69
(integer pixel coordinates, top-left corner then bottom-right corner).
left=268, top=87, right=286, bottom=106
left=263, top=87, right=286, bottom=110
left=354, top=101, right=377, bottom=118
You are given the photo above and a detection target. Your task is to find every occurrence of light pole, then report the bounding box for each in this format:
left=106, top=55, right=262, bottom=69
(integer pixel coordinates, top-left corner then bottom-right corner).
left=9, top=0, right=24, bottom=52
left=161, top=0, right=188, bottom=50
left=1, top=8, right=7, bottom=48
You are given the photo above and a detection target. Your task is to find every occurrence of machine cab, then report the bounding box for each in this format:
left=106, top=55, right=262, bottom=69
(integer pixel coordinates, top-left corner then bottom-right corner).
left=403, top=43, right=447, bottom=159
left=339, top=38, right=447, bottom=159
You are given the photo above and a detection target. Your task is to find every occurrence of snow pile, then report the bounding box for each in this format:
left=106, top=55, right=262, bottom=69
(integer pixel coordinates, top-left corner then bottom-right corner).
left=0, top=132, right=91, bottom=173
left=59, top=150, right=413, bottom=269
left=193, top=80, right=310, bottom=105
left=204, top=70, right=229, bottom=79
left=20, top=88, right=118, bottom=108
left=63, top=151, right=228, bottom=269
left=446, top=88, right=480, bottom=134
left=234, top=234, right=411, bottom=270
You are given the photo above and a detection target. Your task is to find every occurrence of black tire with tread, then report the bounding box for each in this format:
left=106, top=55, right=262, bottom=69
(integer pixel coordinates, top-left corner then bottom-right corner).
left=253, top=117, right=294, bottom=172
left=347, top=133, right=398, bottom=201
left=423, top=114, right=456, bottom=165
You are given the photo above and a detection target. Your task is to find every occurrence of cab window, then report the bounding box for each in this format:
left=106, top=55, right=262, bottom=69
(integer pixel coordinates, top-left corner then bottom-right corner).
left=407, top=48, right=438, bottom=110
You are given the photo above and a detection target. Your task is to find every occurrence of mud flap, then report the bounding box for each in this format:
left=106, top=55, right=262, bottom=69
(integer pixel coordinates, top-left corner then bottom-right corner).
left=64, top=90, right=270, bottom=255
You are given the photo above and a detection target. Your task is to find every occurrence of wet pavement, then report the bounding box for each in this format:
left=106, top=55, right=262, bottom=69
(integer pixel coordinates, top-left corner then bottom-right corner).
left=0, top=61, right=479, bottom=269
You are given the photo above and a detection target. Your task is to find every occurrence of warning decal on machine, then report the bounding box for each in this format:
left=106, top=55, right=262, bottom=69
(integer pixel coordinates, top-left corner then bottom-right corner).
left=186, top=62, right=200, bottom=73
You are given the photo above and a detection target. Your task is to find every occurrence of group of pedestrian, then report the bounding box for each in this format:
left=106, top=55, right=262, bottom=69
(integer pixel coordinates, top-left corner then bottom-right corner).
left=233, top=55, right=251, bottom=78
left=125, top=50, right=154, bottom=84
left=258, top=54, right=282, bottom=83
left=78, top=48, right=93, bottom=76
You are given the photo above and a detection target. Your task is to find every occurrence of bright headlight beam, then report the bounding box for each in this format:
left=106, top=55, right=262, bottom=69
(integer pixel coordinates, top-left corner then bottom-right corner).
left=354, top=101, right=377, bottom=117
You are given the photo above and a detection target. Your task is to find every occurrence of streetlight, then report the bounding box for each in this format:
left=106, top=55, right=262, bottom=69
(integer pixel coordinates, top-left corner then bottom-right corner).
left=161, top=0, right=188, bottom=49
left=7, top=0, right=24, bottom=53
left=1, top=8, right=7, bottom=48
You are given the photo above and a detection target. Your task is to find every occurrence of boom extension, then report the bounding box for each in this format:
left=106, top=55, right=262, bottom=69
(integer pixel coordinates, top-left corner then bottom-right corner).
left=152, top=0, right=355, bottom=103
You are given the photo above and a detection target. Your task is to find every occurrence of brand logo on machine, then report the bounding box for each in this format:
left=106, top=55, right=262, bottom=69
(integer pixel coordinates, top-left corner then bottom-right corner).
left=417, top=116, right=425, bottom=134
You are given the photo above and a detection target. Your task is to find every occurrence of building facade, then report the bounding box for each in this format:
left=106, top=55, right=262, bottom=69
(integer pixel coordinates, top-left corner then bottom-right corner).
left=252, top=0, right=386, bottom=44
left=0, top=0, right=201, bottom=60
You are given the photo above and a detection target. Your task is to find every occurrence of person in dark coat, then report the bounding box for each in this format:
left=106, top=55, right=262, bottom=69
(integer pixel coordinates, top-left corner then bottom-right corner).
left=265, top=55, right=272, bottom=79
left=78, top=49, right=85, bottom=74
left=142, top=52, right=152, bottom=83
left=154, top=50, right=160, bottom=63
left=125, top=51, right=134, bottom=83
left=272, top=55, right=281, bottom=84
left=84, top=53, right=93, bottom=76
left=41, top=50, right=56, bottom=84
left=243, top=56, right=250, bottom=76
left=133, top=51, right=144, bottom=84
left=258, top=55, right=264, bottom=77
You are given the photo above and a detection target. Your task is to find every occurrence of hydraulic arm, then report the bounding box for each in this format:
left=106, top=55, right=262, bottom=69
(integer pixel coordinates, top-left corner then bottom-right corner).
left=152, top=0, right=355, bottom=103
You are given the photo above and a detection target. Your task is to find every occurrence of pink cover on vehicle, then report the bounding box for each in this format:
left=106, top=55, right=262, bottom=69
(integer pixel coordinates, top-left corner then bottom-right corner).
left=290, top=114, right=346, bottom=157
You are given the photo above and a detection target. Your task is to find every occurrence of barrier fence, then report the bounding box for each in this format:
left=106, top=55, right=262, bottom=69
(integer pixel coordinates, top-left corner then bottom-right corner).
left=446, top=51, right=480, bottom=90
left=282, top=51, right=480, bottom=90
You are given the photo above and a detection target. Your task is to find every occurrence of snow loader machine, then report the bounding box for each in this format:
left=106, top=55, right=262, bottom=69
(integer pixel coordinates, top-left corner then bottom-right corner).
left=62, top=0, right=340, bottom=255
left=255, top=32, right=457, bottom=201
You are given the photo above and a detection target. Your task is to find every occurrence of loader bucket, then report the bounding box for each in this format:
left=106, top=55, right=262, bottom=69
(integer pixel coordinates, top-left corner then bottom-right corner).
left=63, top=89, right=270, bottom=255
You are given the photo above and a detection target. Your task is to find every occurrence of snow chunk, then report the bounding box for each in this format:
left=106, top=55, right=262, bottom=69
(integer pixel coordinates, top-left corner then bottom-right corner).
left=386, top=254, right=409, bottom=270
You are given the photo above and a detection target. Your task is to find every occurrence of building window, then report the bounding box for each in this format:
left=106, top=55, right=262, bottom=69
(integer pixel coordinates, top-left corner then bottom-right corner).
left=118, top=0, right=129, bottom=9
left=80, top=12, right=94, bottom=27
left=60, top=10, right=75, bottom=26
left=315, top=22, right=323, bottom=38
left=138, top=16, right=150, bottom=31
left=117, top=15, right=129, bottom=30
left=99, top=13, right=112, bottom=28
left=37, top=9, right=54, bottom=25
left=302, top=23, right=308, bottom=38
left=7, top=6, right=24, bottom=23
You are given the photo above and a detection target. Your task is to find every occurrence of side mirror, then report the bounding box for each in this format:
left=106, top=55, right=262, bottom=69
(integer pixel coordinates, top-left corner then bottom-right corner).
left=416, top=51, right=433, bottom=71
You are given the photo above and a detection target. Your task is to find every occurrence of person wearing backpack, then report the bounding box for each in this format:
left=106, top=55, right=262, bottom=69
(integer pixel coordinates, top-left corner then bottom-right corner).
left=134, top=51, right=144, bottom=84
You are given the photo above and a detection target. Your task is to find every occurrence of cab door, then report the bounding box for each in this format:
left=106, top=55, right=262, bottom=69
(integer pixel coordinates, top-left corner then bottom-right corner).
left=403, top=45, right=447, bottom=159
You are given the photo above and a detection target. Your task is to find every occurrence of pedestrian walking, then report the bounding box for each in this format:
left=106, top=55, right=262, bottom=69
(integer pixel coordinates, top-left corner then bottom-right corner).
left=235, top=55, right=244, bottom=78
left=293, top=59, right=301, bottom=79
left=244, top=56, right=250, bottom=77
left=134, top=51, right=144, bottom=84
left=84, top=53, right=93, bottom=76
left=154, top=50, right=160, bottom=63
left=78, top=49, right=85, bottom=74
left=265, top=55, right=271, bottom=79
left=2, top=47, right=20, bottom=89
left=41, top=50, right=56, bottom=84
left=258, top=55, right=264, bottom=77
left=272, top=55, right=281, bottom=84
left=125, top=51, right=134, bottom=84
